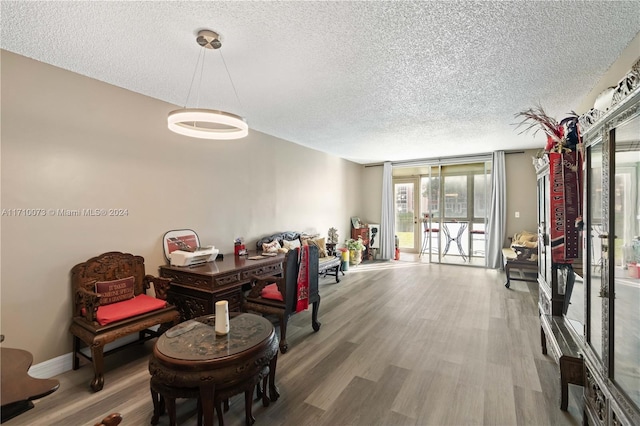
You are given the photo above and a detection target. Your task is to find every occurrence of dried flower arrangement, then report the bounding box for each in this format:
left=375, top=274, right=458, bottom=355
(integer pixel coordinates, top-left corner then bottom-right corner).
left=514, top=105, right=580, bottom=154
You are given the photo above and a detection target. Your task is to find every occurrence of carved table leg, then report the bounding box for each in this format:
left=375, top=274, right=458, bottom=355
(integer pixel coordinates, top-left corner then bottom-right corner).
left=215, top=399, right=224, bottom=426
left=504, top=263, right=512, bottom=288
left=244, top=389, right=255, bottom=426
left=560, top=372, right=570, bottom=411
left=200, top=384, right=216, bottom=426
left=165, top=396, right=177, bottom=426
left=559, top=356, right=584, bottom=411
left=150, top=383, right=163, bottom=425
left=261, top=374, right=270, bottom=407
left=196, top=398, right=202, bottom=426
left=269, top=353, right=280, bottom=402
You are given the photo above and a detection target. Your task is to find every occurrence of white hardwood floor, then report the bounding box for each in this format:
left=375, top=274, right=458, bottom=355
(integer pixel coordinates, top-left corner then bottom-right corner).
left=7, top=260, right=583, bottom=426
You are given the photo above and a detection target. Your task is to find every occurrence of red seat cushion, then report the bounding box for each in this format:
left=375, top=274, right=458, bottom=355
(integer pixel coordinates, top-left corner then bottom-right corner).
left=260, top=283, right=283, bottom=301
left=96, top=294, right=167, bottom=326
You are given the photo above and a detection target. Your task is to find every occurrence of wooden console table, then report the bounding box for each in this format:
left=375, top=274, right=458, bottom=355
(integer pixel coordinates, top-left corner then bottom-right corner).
left=160, top=254, right=284, bottom=321
left=540, top=314, right=584, bottom=410
left=502, top=247, right=538, bottom=288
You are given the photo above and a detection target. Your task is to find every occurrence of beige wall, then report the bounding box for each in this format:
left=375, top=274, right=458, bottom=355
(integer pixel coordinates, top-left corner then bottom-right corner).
left=504, top=150, right=538, bottom=246
left=360, top=165, right=383, bottom=225
left=0, top=50, right=362, bottom=363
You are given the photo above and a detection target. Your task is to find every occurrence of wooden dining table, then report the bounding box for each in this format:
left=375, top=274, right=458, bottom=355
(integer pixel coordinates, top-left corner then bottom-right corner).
left=148, top=313, right=279, bottom=426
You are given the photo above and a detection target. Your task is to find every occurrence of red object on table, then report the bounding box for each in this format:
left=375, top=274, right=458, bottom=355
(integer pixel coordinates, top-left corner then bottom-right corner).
left=234, top=244, right=246, bottom=256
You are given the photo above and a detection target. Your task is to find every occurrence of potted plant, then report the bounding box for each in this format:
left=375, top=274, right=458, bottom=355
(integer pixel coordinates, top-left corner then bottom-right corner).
left=345, top=237, right=365, bottom=265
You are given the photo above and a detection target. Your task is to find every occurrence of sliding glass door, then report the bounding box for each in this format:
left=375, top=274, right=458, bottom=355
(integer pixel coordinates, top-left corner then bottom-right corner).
left=436, top=163, right=489, bottom=265
left=394, top=160, right=490, bottom=266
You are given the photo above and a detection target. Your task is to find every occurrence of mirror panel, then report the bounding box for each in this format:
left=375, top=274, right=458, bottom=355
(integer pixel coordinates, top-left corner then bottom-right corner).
left=564, top=262, right=583, bottom=336
left=612, top=112, right=640, bottom=408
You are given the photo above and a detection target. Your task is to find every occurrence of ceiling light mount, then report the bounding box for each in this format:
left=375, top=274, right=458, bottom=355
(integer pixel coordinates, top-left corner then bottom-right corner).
left=196, top=30, right=222, bottom=50
left=167, top=29, right=247, bottom=140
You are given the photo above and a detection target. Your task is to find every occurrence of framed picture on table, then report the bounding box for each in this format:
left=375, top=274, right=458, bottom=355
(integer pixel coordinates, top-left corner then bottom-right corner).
left=351, top=216, right=362, bottom=229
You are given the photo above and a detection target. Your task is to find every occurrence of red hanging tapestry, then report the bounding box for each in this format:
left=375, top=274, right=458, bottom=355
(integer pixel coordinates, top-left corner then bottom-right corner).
left=295, top=245, right=310, bottom=312
left=549, top=151, right=581, bottom=263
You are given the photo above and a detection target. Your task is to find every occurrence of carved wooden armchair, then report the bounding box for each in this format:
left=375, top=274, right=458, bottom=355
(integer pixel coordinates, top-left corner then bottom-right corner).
left=243, top=246, right=320, bottom=353
left=69, top=251, right=179, bottom=391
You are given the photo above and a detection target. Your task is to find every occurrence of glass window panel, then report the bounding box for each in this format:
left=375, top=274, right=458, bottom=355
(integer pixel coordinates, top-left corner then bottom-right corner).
left=443, top=175, right=467, bottom=218
left=474, top=174, right=488, bottom=219
left=422, top=175, right=441, bottom=218
left=420, top=175, right=441, bottom=257
left=613, top=114, right=640, bottom=408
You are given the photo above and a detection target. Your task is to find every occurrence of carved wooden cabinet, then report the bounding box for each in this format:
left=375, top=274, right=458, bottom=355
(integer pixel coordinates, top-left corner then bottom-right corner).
left=537, top=164, right=561, bottom=317
left=536, top=160, right=585, bottom=411
left=579, top=72, right=640, bottom=425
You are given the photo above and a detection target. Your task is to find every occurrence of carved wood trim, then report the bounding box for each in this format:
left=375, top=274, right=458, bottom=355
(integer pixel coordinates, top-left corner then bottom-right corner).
left=601, top=126, right=611, bottom=376
left=579, top=58, right=640, bottom=133
left=585, top=365, right=608, bottom=424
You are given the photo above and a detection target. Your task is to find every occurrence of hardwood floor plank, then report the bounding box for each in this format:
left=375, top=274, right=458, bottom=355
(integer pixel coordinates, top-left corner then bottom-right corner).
left=302, top=340, right=364, bottom=410
left=510, top=354, right=543, bottom=393
left=445, top=383, right=486, bottom=426
left=415, top=370, right=461, bottom=425
left=483, top=389, right=518, bottom=426
left=347, top=365, right=411, bottom=425
left=391, top=368, right=437, bottom=420
left=319, top=375, right=376, bottom=425
left=513, top=385, right=554, bottom=425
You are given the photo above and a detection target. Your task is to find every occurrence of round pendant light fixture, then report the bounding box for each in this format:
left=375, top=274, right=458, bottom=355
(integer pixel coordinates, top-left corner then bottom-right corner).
left=167, top=30, right=248, bottom=140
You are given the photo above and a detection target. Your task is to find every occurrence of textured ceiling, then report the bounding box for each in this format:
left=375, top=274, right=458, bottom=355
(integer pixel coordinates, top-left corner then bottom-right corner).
left=2, top=1, right=639, bottom=164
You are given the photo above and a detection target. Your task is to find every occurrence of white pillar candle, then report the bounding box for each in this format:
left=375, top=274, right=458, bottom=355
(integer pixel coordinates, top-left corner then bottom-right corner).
left=215, top=300, right=229, bottom=335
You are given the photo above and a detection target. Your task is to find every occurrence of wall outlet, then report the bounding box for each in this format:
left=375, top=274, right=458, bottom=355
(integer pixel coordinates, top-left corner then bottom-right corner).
left=515, top=211, right=520, bottom=218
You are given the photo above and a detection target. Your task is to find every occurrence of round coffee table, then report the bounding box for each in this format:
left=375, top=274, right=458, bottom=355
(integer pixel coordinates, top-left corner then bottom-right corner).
left=149, top=313, right=279, bottom=426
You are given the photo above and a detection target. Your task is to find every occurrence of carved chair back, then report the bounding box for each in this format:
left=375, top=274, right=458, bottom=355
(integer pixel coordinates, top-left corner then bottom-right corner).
left=283, top=248, right=302, bottom=313
left=255, top=231, right=301, bottom=251
left=71, top=252, right=148, bottom=314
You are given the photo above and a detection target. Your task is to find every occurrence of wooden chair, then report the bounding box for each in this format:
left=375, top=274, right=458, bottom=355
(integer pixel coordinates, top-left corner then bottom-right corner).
left=69, top=251, right=180, bottom=391
left=150, top=376, right=202, bottom=426
left=244, top=246, right=320, bottom=353
left=150, top=366, right=270, bottom=426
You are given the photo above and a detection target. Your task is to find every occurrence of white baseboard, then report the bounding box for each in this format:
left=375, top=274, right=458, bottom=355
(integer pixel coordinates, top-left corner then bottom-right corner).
left=28, top=332, right=150, bottom=379
left=29, top=352, right=74, bottom=379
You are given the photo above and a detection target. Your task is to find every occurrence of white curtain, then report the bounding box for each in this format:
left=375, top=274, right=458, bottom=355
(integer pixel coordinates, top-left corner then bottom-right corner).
left=380, top=161, right=395, bottom=260
left=486, top=151, right=506, bottom=269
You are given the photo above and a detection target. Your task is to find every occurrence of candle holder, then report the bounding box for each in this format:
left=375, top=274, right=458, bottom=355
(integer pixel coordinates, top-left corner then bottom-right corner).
left=215, top=300, right=229, bottom=335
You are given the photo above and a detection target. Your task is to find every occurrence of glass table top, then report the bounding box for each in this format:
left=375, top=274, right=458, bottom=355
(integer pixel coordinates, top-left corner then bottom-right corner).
left=156, top=313, right=273, bottom=361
